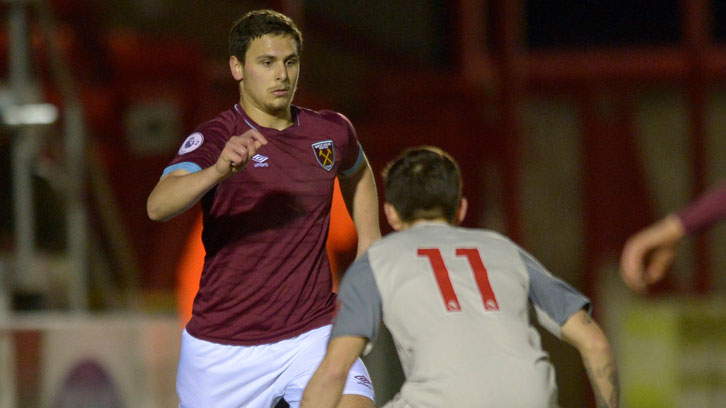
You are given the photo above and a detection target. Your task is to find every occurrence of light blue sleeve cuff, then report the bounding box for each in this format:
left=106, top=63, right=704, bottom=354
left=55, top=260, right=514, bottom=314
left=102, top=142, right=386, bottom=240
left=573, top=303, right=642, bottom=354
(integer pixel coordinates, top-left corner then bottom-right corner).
left=161, top=162, right=202, bottom=178
left=339, top=145, right=365, bottom=178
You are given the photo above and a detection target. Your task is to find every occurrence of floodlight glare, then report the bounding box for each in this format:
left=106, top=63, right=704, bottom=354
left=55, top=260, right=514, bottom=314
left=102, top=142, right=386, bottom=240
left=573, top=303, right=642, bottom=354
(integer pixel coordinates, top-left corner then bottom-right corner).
left=2, top=103, right=58, bottom=125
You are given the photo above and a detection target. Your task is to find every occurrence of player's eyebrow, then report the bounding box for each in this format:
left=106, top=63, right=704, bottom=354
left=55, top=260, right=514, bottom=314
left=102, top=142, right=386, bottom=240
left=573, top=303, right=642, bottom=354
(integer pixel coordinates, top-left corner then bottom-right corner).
left=256, top=51, right=299, bottom=61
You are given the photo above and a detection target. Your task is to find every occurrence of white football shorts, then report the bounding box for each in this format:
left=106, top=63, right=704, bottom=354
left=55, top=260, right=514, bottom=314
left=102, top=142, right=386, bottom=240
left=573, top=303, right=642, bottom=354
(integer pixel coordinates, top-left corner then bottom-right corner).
left=176, top=324, right=374, bottom=407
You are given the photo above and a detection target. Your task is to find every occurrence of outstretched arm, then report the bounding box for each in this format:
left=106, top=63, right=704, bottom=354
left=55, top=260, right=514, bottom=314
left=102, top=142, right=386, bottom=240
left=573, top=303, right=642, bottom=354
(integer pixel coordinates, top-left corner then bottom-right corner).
left=619, top=214, right=685, bottom=292
left=620, top=182, right=726, bottom=292
left=301, top=336, right=368, bottom=408
left=147, top=129, right=267, bottom=221
left=147, top=167, right=223, bottom=222
left=339, top=156, right=381, bottom=257
left=561, top=309, right=619, bottom=408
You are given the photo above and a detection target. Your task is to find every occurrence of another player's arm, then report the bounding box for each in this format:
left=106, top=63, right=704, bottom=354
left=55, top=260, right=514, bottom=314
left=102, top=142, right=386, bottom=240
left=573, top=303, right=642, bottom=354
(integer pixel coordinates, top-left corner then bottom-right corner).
left=619, top=214, right=685, bottom=292
left=305, top=253, right=380, bottom=407
left=300, top=336, right=368, bottom=408
left=147, top=129, right=267, bottom=221
left=338, top=155, right=381, bottom=257
left=620, top=181, right=726, bottom=292
left=524, top=248, right=617, bottom=407
left=561, top=309, right=619, bottom=408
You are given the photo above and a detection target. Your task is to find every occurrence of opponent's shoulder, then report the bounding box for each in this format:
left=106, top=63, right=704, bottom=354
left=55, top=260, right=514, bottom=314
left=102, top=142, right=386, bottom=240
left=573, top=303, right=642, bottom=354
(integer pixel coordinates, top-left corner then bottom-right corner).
left=372, top=229, right=410, bottom=248
left=457, top=226, right=515, bottom=246
left=365, top=227, right=432, bottom=259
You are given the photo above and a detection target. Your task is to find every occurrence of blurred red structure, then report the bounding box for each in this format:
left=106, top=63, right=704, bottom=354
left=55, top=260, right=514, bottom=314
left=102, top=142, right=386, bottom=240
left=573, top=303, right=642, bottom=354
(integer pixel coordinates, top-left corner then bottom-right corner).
left=1, top=0, right=720, bottom=304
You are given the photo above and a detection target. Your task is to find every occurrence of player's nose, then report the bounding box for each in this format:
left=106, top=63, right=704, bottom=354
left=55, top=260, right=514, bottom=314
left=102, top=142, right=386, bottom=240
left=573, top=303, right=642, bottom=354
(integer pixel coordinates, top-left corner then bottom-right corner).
left=275, top=62, right=288, bottom=81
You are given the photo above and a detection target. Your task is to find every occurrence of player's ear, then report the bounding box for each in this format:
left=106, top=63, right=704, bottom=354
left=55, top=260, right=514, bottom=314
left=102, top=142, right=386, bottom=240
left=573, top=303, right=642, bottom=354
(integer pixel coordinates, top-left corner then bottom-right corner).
left=454, top=197, right=468, bottom=225
left=384, top=202, right=403, bottom=231
left=230, top=56, right=244, bottom=81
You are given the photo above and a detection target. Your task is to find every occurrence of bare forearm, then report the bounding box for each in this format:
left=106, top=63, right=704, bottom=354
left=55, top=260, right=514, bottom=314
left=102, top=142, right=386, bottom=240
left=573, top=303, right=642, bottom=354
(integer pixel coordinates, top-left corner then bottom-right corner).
left=581, top=343, right=619, bottom=408
left=147, top=168, right=224, bottom=221
left=339, top=160, right=381, bottom=256
left=301, top=336, right=368, bottom=408
left=583, top=352, right=619, bottom=408
left=562, top=310, right=619, bottom=408
left=300, top=366, right=347, bottom=408
left=147, top=128, right=268, bottom=221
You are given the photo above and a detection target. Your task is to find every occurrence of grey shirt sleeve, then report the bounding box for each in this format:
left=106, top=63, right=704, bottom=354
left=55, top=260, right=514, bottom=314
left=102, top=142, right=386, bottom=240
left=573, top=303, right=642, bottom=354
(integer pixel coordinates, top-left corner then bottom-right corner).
left=518, top=249, right=591, bottom=339
left=330, top=252, right=382, bottom=354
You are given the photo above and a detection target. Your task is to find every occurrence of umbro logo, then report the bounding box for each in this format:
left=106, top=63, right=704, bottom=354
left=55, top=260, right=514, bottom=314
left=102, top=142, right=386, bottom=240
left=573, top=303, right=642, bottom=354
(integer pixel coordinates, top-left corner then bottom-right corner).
left=354, top=375, right=372, bottom=389
left=252, top=154, right=269, bottom=168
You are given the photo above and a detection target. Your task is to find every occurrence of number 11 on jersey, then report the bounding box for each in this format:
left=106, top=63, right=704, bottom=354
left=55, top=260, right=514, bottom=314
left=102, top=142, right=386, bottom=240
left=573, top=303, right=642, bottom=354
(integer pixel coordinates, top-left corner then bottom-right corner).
left=418, top=248, right=500, bottom=312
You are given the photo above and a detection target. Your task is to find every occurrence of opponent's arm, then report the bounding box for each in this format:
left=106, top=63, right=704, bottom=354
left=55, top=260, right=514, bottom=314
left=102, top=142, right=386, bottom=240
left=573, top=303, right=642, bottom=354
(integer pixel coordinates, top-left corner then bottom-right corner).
left=300, top=336, right=368, bottom=408
left=561, top=309, right=619, bottom=408
left=147, top=129, right=267, bottom=221
left=620, top=182, right=726, bottom=292
left=619, top=214, right=685, bottom=292
left=339, top=156, right=381, bottom=257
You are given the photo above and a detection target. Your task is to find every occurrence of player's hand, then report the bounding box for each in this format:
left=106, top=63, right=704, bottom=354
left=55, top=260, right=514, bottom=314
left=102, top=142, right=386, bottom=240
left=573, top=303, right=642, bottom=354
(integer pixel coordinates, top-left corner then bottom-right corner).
left=214, top=129, right=268, bottom=177
left=619, top=214, right=685, bottom=293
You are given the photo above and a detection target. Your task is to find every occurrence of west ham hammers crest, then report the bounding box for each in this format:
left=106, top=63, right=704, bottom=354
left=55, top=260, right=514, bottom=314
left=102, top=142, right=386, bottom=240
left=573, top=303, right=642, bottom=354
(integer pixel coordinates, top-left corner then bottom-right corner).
left=312, top=140, right=335, bottom=171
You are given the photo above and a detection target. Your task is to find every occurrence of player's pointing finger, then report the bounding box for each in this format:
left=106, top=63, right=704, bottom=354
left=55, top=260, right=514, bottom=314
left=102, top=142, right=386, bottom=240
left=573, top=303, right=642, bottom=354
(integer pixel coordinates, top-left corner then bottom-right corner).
left=239, top=128, right=268, bottom=145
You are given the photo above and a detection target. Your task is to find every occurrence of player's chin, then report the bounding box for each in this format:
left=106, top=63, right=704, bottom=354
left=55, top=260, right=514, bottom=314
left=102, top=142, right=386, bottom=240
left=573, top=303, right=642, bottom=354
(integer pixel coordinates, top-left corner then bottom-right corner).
left=266, top=100, right=291, bottom=113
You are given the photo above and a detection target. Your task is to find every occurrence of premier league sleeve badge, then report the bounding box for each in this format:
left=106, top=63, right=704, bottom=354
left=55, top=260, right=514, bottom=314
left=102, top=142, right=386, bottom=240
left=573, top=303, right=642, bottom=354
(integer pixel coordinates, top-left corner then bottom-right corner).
left=178, top=132, right=204, bottom=155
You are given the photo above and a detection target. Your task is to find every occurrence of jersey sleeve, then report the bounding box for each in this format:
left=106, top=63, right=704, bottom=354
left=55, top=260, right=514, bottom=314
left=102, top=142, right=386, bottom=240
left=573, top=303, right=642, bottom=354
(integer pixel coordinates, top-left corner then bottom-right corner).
left=162, top=120, right=230, bottom=177
left=518, top=248, right=591, bottom=339
left=331, top=112, right=365, bottom=178
left=331, top=252, right=382, bottom=355
left=677, top=181, right=726, bottom=235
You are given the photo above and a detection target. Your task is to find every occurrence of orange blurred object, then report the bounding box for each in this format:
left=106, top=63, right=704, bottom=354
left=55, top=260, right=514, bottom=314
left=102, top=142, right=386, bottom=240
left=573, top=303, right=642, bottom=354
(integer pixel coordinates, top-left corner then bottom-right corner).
left=325, top=181, right=358, bottom=288
left=175, top=179, right=358, bottom=325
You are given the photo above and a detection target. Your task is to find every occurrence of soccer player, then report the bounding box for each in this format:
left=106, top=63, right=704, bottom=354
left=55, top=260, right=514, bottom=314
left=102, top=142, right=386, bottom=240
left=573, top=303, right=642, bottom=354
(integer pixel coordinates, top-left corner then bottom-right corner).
left=301, top=147, right=619, bottom=408
left=146, top=9, right=380, bottom=408
left=620, top=182, right=726, bottom=292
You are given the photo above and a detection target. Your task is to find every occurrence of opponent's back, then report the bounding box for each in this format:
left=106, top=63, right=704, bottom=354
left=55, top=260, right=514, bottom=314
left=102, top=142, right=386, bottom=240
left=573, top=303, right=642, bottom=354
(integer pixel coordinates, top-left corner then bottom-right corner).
left=360, top=222, right=589, bottom=407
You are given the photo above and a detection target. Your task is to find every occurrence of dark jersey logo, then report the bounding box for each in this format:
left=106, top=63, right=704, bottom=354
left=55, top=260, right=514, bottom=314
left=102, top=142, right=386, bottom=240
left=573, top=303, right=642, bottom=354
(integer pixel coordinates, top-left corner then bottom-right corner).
left=312, top=140, right=335, bottom=171
left=354, top=375, right=373, bottom=389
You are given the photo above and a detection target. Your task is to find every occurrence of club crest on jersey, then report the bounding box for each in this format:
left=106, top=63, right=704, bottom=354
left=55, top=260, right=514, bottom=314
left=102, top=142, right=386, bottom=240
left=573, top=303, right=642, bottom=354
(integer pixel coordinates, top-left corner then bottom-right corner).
left=178, top=132, right=203, bottom=155
left=312, top=140, right=335, bottom=171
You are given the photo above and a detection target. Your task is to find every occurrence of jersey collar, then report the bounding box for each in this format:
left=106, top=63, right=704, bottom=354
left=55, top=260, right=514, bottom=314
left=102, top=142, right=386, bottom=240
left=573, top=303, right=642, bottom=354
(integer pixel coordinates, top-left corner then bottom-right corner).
left=233, top=104, right=300, bottom=133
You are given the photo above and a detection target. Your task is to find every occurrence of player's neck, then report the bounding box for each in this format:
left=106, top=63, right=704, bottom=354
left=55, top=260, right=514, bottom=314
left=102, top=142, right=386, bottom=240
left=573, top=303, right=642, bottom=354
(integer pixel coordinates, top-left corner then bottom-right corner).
left=401, top=218, right=451, bottom=230
left=239, top=98, right=294, bottom=131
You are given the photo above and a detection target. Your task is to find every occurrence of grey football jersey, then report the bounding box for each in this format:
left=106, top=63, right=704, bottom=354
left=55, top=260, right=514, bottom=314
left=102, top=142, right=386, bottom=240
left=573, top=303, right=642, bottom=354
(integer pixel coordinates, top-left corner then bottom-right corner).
left=332, top=222, right=590, bottom=408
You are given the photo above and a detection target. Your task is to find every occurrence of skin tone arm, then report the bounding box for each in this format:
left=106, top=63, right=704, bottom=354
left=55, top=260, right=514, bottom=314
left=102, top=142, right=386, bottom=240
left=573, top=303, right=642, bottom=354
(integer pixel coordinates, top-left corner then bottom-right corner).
left=300, top=158, right=378, bottom=408
left=619, top=214, right=686, bottom=293
left=301, top=336, right=368, bottom=408
left=338, top=156, right=382, bottom=257
left=146, top=129, right=267, bottom=221
left=561, top=309, right=619, bottom=408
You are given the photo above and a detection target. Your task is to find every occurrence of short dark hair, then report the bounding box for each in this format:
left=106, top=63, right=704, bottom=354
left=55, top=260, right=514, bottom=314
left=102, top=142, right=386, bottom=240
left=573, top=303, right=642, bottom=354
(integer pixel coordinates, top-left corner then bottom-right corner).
left=383, top=146, right=463, bottom=223
left=229, top=9, right=302, bottom=62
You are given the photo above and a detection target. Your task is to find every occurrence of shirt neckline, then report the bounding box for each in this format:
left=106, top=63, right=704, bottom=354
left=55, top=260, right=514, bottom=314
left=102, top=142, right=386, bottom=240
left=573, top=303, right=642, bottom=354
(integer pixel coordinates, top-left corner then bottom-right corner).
left=409, top=220, right=452, bottom=229
left=234, top=104, right=300, bottom=133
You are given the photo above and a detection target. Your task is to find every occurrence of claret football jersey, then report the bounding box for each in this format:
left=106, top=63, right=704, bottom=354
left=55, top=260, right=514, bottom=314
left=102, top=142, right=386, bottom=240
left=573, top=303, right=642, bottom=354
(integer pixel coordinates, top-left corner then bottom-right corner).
left=333, top=222, right=591, bottom=408
left=163, top=104, right=365, bottom=345
left=677, top=181, right=726, bottom=234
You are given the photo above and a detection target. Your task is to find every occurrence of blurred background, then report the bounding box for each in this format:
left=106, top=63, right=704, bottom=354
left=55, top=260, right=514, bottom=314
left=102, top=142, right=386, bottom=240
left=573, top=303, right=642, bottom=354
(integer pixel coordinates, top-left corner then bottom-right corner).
left=0, top=0, right=725, bottom=407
